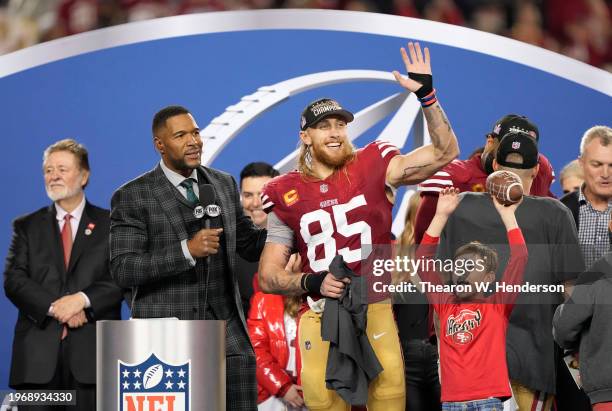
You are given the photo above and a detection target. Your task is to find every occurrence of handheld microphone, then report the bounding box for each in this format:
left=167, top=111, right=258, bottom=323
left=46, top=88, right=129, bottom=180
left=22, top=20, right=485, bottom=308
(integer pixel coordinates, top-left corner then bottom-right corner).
left=197, top=184, right=217, bottom=229
left=197, top=183, right=220, bottom=318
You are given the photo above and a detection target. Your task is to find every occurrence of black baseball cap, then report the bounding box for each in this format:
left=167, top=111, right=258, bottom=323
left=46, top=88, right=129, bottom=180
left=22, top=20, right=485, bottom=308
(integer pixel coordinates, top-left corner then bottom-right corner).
left=300, top=98, right=354, bottom=131
left=495, top=131, right=539, bottom=169
left=490, top=114, right=539, bottom=142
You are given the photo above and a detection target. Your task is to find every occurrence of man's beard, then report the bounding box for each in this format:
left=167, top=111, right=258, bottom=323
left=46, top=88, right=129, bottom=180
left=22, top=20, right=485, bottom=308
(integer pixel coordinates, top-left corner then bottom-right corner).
left=46, top=183, right=82, bottom=202
left=311, top=141, right=354, bottom=169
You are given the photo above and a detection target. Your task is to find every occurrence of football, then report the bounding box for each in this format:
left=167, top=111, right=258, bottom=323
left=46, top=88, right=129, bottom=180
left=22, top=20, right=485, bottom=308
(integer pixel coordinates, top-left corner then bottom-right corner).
left=486, top=170, right=524, bottom=206
left=143, top=364, right=164, bottom=389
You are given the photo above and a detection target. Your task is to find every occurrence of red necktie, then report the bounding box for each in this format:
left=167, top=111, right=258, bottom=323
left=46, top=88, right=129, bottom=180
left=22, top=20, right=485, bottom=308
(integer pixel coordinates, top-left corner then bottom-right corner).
left=60, top=214, right=72, bottom=340
left=61, top=214, right=73, bottom=269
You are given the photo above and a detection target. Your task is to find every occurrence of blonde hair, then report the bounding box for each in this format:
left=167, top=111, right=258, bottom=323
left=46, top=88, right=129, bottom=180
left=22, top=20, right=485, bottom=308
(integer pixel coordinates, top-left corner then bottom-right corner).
left=284, top=296, right=302, bottom=319
left=398, top=193, right=422, bottom=248
left=393, top=193, right=421, bottom=285
left=559, top=159, right=583, bottom=184
left=580, top=126, right=612, bottom=155
left=43, top=138, right=90, bottom=171
left=297, top=141, right=317, bottom=178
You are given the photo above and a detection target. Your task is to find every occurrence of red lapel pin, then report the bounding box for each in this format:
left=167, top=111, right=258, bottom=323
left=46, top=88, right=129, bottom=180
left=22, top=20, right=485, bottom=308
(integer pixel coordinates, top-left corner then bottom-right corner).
left=85, top=223, right=95, bottom=236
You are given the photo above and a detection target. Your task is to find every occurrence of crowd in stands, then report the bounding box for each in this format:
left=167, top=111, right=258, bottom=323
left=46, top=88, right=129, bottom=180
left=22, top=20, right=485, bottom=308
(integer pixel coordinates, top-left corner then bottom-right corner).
left=1, top=0, right=610, bottom=70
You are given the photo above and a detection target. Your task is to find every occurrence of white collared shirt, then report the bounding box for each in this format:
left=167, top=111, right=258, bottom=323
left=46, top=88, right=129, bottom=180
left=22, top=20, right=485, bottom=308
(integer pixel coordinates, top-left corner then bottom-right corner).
left=55, top=195, right=86, bottom=241
left=159, top=159, right=200, bottom=199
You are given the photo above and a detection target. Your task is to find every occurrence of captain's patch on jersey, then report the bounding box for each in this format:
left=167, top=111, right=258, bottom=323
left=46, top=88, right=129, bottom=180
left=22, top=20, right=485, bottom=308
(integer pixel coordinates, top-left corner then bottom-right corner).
left=283, top=189, right=300, bottom=206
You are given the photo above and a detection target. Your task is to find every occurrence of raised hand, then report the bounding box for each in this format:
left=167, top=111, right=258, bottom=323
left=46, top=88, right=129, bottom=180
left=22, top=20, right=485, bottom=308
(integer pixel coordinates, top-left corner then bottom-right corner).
left=436, top=187, right=461, bottom=217
left=426, top=187, right=461, bottom=238
left=491, top=195, right=520, bottom=230
left=392, top=41, right=433, bottom=96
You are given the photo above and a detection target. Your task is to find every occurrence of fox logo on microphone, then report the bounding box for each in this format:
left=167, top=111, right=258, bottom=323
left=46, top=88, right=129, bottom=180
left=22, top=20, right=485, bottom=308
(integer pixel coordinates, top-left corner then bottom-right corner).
left=205, top=204, right=221, bottom=217
left=119, top=354, right=190, bottom=411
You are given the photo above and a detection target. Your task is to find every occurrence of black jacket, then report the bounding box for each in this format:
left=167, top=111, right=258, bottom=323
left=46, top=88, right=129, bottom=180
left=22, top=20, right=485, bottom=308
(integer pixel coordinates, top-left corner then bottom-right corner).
left=560, top=190, right=580, bottom=229
left=554, top=253, right=612, bottom=405
left=4, top=202, right=123, bottom=386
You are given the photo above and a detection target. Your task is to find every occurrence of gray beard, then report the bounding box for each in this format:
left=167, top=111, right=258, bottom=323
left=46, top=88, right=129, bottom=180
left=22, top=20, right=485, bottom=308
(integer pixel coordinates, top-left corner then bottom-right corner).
left=46, top=184, right=82, bottom=202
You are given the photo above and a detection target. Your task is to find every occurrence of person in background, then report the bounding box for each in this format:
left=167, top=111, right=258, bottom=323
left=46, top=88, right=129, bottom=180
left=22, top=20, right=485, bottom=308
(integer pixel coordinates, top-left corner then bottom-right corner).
left=248, top=254, right=307, bottom=411
left=560, top=125, right=612, bottom=268
left=398, top=193, right=421, bottom=248
left=394, top=193, right=442, bottom=411
left=557, top=125, right=611, bottom=411
left=4, top=139, right=123, bottom=411
left=559, top=159, right=584, bottom=194
left=237, top=162, right=280, bottom=316
left=553, top=212, right=612, bottom=411
left=414, top=113, right=556, bottom=244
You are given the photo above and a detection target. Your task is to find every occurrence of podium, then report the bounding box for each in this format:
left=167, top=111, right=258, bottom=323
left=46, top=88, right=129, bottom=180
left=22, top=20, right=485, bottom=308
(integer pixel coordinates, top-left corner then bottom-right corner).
left=97, top=319, right=225, bottom=411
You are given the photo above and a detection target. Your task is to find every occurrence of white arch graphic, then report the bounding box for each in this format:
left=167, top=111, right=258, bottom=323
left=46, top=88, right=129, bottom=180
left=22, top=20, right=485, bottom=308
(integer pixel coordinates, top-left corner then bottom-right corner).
left=200, top=69, right=429, bottom=166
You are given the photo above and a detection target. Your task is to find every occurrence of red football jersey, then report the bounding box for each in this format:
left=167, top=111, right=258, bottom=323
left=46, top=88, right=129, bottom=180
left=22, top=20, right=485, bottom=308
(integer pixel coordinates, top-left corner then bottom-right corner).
left=418, top=153, right=555, bottom=197
left=413, top=153, right=555, bottom=243
left=262, top=141, right=400, bottom=277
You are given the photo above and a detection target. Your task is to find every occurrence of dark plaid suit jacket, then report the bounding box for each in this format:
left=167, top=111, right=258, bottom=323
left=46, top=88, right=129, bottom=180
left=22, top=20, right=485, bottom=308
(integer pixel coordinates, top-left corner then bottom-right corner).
left=110, top=164, right=266, bottom=331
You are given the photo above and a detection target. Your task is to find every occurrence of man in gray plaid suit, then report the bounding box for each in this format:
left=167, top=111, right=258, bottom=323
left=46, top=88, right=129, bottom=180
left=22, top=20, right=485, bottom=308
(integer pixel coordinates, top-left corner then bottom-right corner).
left=110, top=105, right=266, bottom=410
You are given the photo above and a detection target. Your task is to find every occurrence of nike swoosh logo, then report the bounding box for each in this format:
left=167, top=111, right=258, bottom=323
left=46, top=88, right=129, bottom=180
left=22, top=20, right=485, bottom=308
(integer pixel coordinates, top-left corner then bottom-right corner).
left=373, top=332, right=386, bottom=340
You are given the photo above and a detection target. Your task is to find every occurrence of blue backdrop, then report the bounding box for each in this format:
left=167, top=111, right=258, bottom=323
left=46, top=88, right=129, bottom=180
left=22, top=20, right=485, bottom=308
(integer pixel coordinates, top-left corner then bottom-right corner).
left=0, top=11, right=610, bottom=390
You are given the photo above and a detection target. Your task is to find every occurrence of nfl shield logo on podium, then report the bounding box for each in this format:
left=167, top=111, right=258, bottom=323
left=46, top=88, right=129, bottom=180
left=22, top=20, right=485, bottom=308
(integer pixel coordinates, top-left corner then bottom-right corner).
left=118, top=353, right=190, bottom=411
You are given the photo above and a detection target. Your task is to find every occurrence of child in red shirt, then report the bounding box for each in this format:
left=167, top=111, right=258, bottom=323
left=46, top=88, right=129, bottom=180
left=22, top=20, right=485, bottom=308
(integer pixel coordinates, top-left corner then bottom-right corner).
left=416, top=187, right=528, bottom=411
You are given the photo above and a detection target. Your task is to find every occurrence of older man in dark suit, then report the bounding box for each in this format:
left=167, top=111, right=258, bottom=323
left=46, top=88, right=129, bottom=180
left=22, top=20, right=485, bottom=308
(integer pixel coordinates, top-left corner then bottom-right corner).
left=4, top=139, right=123, bottom=410
left=110, top=105, right=266, bottom=410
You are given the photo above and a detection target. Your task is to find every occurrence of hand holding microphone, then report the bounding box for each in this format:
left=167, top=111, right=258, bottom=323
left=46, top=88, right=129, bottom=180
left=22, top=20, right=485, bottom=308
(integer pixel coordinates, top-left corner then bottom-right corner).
left=187, top=183, right=223, bottom=258
left=187, top=228, right=223, bottom=258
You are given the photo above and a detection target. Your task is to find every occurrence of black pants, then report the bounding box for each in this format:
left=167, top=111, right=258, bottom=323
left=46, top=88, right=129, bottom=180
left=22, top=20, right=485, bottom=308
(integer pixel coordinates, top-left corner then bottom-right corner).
left=555, top=354, right=591, bottom=411
left=402, top=339, right=441, bottom=411
left=14, top=339, right=95, bottom=411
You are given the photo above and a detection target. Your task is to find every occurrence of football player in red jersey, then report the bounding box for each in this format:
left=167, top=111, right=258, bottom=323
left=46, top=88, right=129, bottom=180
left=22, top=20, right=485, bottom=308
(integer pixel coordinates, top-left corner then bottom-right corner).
left=413, top=114, right=556, bottom=244
left=258, top=42, right=459, bottom=411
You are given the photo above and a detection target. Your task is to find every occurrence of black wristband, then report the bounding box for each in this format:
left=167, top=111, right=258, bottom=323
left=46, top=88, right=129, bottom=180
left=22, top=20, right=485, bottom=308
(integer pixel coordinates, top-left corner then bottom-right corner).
left=302, top=271, right=328, bottom=294
left=408, top=72, right=434, bottom=99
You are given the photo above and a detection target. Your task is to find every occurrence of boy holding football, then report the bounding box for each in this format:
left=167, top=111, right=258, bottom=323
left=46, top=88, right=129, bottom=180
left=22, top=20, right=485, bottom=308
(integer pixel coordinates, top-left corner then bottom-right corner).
left=415, top=187, right=528, bottom=411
